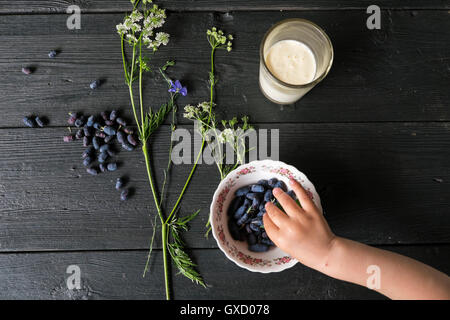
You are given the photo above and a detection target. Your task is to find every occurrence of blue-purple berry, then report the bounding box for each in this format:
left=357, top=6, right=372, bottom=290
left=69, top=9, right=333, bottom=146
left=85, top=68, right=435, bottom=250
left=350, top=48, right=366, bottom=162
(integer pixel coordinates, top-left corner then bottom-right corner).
left=107, top=163, right=117, bottom=172
left=115, top=177, right=124, bottom=190
left=117, top=131, right=126, bottom=144
left=35, top=116, right=45, bottom=127
left=86, top=167, right=98, bottom=175
left=23, top=116, right=35, bottom=127
left=127, top=134, right=138, bottom=146
left=22, top=67, right=32, bottom=75
left=116, top=117, right=126, bottom=126
left=120, top=189, right=129, bottom=201
left=109, top=110, right=118, bottom=121
left=103, top=126, right=116, bottom=136
left=90, top=80, right=100, bottom=89
left=121, top=141, right=134, bottom=151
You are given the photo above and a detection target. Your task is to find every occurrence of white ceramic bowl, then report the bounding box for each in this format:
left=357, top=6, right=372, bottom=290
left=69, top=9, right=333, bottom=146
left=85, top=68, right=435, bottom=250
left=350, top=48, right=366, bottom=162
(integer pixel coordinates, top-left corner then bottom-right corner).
left=210, top=160, right=322, bottom=273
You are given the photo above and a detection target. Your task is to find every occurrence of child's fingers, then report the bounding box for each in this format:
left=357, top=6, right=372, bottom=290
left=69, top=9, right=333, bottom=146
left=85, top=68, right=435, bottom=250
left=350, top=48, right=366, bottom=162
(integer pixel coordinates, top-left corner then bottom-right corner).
left=272, top=187, right=305, bottom=218
left=289, top=179, right=317, bottom=213
left=265, top=202, right=289, bottom=228
left=263, top=213, right=279, bottom=236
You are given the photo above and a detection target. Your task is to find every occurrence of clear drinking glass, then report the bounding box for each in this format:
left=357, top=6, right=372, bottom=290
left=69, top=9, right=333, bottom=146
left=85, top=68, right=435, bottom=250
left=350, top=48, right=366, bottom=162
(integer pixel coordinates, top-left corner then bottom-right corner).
left=259, top=19, right=334, bottom=105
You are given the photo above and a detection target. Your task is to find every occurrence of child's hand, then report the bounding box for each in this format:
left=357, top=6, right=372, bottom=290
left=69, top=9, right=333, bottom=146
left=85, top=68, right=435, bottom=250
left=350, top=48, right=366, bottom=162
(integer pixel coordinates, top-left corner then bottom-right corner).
left=263, top=179, right=336, bottom=270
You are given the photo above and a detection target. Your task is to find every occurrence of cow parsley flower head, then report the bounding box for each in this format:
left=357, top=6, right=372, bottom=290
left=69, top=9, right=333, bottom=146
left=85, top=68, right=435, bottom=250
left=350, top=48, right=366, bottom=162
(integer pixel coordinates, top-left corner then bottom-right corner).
left=117, top=4, right=169, bottom=50
left=218, top=128, right=235, bottom=144
left=206, top=26, right=233, bottom=52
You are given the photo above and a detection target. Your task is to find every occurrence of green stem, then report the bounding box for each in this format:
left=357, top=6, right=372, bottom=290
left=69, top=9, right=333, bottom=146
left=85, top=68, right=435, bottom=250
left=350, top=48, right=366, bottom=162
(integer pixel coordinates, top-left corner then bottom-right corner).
left=142, top=144, right=164, bottom=223
left=128, top=45, right=143, bottom=137
left=165, top=47, right=217, bottom=224
left=139, top=41, right=144, bottom=126
left=161, top=223, right=171, bottom=300
left=120, top=35, right=129, bottom=84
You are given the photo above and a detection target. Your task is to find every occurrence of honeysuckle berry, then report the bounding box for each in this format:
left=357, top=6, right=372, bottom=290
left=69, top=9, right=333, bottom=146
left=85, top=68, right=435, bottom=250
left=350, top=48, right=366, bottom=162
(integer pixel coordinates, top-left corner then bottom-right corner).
left=90, top=80, right=100, bottom=89
left=23, top=116, right=35, bottom=128
left=35, top=116, right=45, bottom=127
left=48, top=50, right=57, bottom=58
left=115, top=177, right=124, bottom=190
left=86, top=167, right=99, bottom=175
left=107, top=163, right=118, bottom=172
left=22, top=67, right=32, bottom=75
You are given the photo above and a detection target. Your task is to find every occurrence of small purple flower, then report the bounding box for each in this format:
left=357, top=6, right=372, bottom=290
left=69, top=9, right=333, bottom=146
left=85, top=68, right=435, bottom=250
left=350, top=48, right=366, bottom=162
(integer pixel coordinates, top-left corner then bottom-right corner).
left=168, top=80, right=187, bottom=96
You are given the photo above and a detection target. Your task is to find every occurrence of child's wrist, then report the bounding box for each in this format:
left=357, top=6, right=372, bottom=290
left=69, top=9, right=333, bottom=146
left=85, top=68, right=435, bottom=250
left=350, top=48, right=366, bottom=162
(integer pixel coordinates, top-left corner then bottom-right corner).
left=314, top=235, right=343, bottom=276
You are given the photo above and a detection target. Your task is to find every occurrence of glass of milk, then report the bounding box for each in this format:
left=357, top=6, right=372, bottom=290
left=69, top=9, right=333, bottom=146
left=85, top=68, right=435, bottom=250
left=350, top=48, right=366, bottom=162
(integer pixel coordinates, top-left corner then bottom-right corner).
left=259, top=19, right=334, bottom=105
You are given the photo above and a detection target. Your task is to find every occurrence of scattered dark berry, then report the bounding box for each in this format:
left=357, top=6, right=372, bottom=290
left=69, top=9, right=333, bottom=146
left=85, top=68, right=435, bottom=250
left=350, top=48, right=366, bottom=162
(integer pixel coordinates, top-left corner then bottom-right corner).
left=120, top=189, right=129, bottom=201
left=115, top=177, right=124, bottom=190
left=83, top=136, right=90, bottom=147
left=95, top=131, right=106, bottom=139
left=123, top=127, right=134, bottom=135
left=99, top=163, right=107, bottom=173
left=116, top=117, right=127, bottom=126
left=99, top=144, right=110, bottom=153
left=35, top=116, right=45, bottom=127
left=86, top=167, right=99, bottom=175
left=82, top=146, right=94, bottom=158
left=93, top=122, right=102, bottom=130
left=98, top=151, right=108, bottom=163
left=86, top=115, right=95, bottom=127
left=22, top=67, right=32, bottom=75
left=22, top=116, right=35, bottom=128
left=92, top=137, right=101, bottom=150
left=105, top=120, right=114, bottom=126
left=121, top=141, right=134, bottom=151
left=74, top=117, right=85, bottom=128
left=100, top=111, right=109, bottom=121
left=103, top=126, right=116, bottom=136
left=104, top=135, right=114, bottom=143
left=83, top=156, right=93, bottom=167
left=109, top=110, right=118, bottom=121
left=75, top=129, right=84, bottom=140
left=127, top=134, right=138, bottom=146
left=83, top=126, right=92, bottom=137
left=48, top=50, right=57, bottom=58
left=116, top=131, right=126, bottom=144
left=107, top=163, right=117, bottom=172
left=90, top=80, right=100, bottom=89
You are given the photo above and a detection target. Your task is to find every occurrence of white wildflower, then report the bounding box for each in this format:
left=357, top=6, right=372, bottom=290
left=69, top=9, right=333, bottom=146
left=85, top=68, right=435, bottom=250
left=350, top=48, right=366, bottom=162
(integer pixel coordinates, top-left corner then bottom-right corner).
left=155, top=32, right=170, bottom=46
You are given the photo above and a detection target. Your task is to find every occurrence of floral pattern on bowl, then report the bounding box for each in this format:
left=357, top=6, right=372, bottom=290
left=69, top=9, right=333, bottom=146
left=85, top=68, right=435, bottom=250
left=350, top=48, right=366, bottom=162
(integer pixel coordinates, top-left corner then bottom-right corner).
left=210, top=160, right=322, bottom=273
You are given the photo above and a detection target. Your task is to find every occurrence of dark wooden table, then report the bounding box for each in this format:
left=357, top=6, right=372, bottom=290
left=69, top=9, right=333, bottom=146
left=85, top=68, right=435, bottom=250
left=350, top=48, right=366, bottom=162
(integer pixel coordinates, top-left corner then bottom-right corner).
left=0, top=0, right=449, bottom=300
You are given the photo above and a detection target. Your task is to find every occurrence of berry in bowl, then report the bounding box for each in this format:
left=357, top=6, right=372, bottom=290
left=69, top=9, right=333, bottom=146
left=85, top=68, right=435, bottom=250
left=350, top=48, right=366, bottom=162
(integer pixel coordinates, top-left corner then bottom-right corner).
left=210, top=160, right=322, bottom=273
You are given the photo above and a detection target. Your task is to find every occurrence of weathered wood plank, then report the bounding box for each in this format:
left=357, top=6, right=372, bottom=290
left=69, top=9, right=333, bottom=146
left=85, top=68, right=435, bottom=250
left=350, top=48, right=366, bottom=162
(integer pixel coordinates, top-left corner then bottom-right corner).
left=0, top=11, right=449, bottom=127
left=0, top=123, right=449, bottom=251
left=0, top=1, right=448, bottom=14
left=0, top=245, right=448, bottom=299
